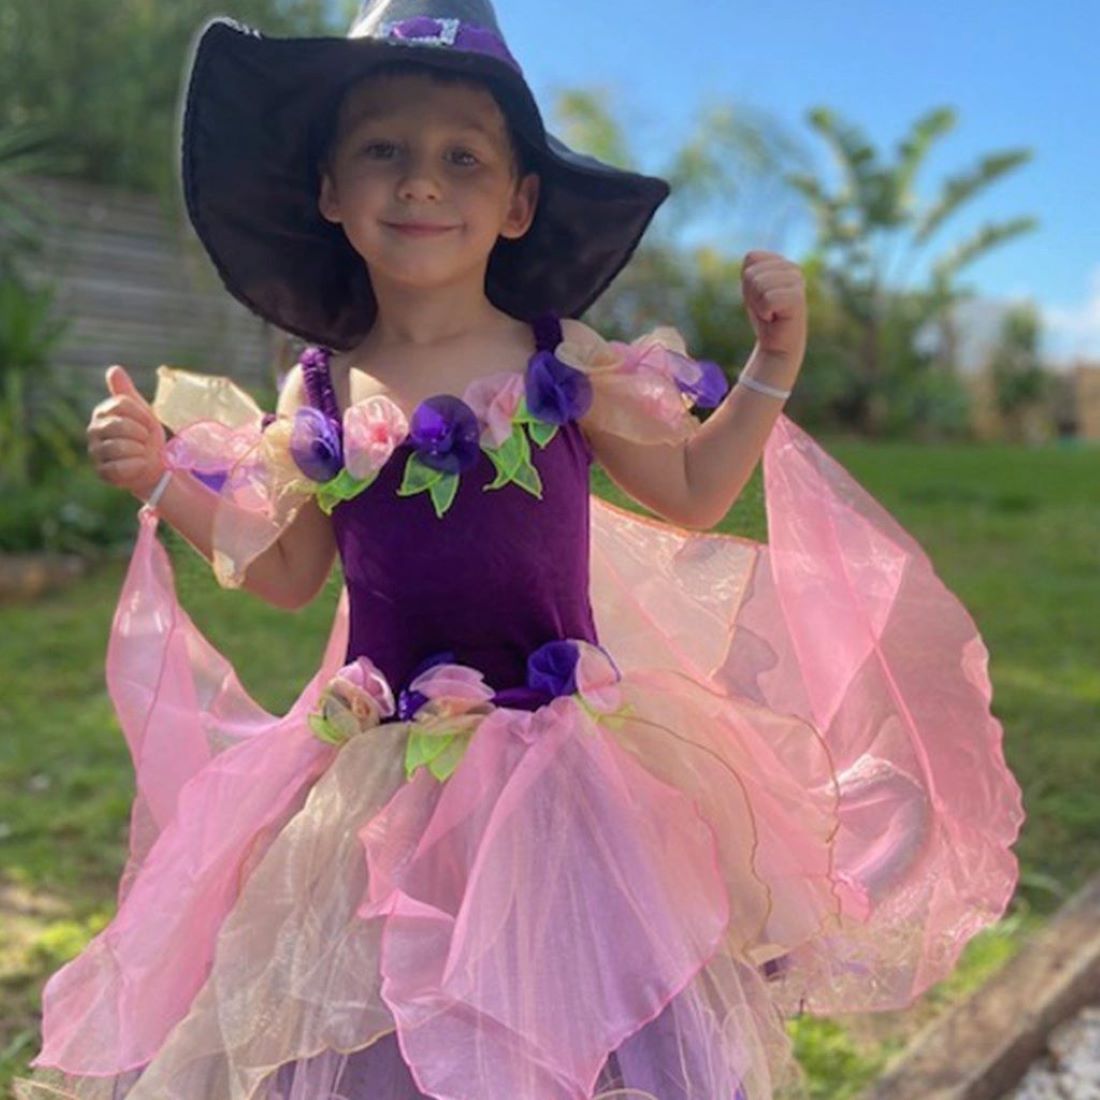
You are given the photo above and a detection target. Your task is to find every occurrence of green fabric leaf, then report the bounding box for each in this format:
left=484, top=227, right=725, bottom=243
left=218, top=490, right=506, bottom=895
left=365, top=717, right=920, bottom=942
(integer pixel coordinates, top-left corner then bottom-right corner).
left=316, top=467, right=375, bottom=515
left=484, top=424, right=543, bottom=497
left=396, top=453, right=444, bottom=496
left=484, top=423, right=526, bottom=482
left=403, top=729, right=440, bottom=780
left=405, top=729, right=461, bottom=781
left=527, top=418, right=558, bottom=449
left=308, top=711, right=347, bottom=746
left=510, top=447, right=543, bottom=498
left=427, top=733, right=472, bottom=781
left=429, top=472, right=460, bottom=517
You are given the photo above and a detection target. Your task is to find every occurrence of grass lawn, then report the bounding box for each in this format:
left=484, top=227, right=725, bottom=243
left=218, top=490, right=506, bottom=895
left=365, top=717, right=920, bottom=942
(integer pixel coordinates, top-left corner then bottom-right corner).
left=2, top=432, right=1097, bottom=1096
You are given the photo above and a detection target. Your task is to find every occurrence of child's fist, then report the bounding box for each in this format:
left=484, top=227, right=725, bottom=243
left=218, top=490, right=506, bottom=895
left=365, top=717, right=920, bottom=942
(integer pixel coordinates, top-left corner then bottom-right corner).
left=741, top=250, right=807, bottom=362
left=87, top=366, right=167, bottom=497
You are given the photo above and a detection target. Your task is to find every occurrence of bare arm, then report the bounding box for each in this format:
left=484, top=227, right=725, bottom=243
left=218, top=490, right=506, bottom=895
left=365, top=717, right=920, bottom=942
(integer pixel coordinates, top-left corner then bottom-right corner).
left=572, top=319, right=803, bottom=530
left=132, top=364, right=338, bottom=611
left=680, top=345, right=803, bottom=528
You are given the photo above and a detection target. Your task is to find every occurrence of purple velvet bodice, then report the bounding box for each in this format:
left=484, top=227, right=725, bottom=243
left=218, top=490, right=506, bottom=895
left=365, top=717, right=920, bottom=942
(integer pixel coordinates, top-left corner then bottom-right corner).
left=301, top=313, right=600, bottom=702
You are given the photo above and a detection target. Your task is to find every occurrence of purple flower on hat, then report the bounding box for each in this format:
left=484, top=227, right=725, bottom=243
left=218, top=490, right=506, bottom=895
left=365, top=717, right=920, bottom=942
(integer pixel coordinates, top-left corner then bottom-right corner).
left=408, top=396, right=482, bottom=475
left=290, top=406, right=343, bottom=482
left=526, top=639, right=580, bottom=698
left=525, top=350, right=593, bottom=425
left=676, top=358, right=729, bottom=409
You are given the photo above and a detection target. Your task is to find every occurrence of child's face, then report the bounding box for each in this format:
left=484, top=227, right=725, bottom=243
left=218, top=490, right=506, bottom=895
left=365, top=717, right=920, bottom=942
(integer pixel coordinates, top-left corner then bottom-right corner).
left=318, top=71, right=539, bottom=296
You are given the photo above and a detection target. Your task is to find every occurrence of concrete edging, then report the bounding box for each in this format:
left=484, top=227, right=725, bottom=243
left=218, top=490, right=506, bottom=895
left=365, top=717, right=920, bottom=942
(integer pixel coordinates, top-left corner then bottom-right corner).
left=858, top=870, right=1100, bottom=1100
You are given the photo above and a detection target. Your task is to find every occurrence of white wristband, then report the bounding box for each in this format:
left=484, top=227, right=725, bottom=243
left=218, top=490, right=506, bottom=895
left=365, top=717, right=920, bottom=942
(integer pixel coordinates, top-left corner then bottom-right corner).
left=737, top=370, right=792, bottom=400
left=142, top=468, right=173, bottom=511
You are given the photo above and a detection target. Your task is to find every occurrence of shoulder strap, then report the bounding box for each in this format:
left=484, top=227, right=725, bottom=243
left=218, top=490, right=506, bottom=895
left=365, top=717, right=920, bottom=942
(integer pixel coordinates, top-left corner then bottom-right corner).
left=532, top=311, right=562, bottom=352
left=299, top=346, right=341, bottom=421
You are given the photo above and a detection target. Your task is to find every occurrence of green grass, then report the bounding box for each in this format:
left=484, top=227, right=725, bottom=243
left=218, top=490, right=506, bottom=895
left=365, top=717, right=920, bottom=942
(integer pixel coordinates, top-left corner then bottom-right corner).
left=3, top=435, right=1098, bottom=1093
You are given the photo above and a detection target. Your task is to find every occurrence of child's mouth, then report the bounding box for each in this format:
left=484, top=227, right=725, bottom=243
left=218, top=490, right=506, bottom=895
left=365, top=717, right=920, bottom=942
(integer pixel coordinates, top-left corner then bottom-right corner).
left=385, top=223, right=458, bottom=237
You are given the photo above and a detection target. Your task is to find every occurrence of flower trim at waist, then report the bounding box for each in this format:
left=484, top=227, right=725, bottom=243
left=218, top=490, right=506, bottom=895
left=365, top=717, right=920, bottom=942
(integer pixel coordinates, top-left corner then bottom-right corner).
left=308, top=638, right=630, bottom=783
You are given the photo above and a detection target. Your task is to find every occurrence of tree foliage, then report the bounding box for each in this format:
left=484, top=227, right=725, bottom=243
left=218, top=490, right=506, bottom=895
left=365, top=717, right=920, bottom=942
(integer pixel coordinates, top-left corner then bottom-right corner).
left=788, top=105, right=1038, bottom=436
left=0, top=0, right=356, bottom=202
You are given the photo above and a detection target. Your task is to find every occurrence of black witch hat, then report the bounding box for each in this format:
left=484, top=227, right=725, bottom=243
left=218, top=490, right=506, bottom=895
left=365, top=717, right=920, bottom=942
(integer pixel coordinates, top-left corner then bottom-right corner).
left=179, top=0, right=671, bottom=351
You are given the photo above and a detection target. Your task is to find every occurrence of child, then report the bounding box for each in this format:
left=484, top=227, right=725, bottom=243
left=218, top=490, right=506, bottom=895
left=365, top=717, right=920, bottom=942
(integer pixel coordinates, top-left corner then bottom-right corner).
left=15, top=1, right=1025, bottom=1097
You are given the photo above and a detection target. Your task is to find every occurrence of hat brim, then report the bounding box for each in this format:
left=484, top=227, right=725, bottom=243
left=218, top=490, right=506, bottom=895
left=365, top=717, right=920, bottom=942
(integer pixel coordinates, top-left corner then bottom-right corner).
left=179, top=17, right=671, bottom=350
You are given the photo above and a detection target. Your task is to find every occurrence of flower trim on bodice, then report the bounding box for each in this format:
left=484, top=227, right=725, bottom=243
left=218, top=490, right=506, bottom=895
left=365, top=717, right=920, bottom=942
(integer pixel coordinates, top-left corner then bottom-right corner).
left=286, top=338, right=592, bottom=519
left=147, top=315, right=729, bottom=586
left=308, top=638, right=631, bottom=784
left=283, top=315, right=730, bottom=518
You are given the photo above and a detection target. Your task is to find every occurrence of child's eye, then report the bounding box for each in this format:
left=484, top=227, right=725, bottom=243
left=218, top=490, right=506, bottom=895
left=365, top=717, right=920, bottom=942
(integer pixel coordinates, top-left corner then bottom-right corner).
left=450, top=149, right=479, bottom=166
left=362, top=142, right=396, bottom=159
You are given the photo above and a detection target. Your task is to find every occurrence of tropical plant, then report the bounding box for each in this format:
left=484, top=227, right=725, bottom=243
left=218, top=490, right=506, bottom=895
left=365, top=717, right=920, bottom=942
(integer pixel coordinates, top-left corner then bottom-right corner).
left=986, top=303, right=1051, bottom=443
left=787, top=106, right=1037, bottom=436
left=0, top=116, right=90, bottom=488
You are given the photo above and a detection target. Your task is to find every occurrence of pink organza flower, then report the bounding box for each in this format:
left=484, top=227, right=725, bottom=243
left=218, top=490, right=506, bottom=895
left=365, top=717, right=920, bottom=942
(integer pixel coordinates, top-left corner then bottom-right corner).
left=163, top=420, right=259, bottom=474
left=407, top=662, right=497, bottom=737
left=553, top=326, right=624, bottom=377
left=342, top=396, right=409, bottom=480
left=464, top=372, right=526, bottom=448
left=615, top=327, right=726, bottom=409
left=573, top=641, right=623, bottom=713
left=614, top=326, right=692, bottom=381
left=311, top=656, right=396, bottom=745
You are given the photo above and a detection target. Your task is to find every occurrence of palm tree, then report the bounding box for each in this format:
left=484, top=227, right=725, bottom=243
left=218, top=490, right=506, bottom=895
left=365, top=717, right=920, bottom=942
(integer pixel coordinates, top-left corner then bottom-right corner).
left=786, top=106, right=1037, bottom=435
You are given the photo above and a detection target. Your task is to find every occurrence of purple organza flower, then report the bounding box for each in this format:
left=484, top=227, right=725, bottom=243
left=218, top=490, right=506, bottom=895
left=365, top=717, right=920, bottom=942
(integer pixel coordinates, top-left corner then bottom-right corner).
left=290, top=406, right=343, bottom=482
left=676, top=358, right=729, bottom=409
left=408, top=396, right=482, bottom=475
left=525, top=350, right=593, bottom=425
left=526, top=639, right=580, bottom=698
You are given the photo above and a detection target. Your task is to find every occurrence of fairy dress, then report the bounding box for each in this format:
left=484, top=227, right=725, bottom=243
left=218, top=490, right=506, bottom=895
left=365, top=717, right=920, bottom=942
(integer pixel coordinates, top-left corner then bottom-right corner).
left=14, top=311, right=1024, bottom=1100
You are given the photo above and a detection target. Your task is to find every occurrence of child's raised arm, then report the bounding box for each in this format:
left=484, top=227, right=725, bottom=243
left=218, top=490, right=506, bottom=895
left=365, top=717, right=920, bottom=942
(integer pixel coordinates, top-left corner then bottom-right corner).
left=87, top=364, right=337, bottom=611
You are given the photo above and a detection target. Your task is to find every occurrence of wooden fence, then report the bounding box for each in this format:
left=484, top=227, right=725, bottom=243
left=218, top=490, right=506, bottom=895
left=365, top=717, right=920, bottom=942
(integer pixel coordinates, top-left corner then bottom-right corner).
left=3, top=173, right=292, bottom=400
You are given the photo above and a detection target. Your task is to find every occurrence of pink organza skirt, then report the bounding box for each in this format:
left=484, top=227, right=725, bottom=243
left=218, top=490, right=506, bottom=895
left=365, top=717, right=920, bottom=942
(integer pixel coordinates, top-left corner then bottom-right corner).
left=13, top=416, right=1024, bottom=1100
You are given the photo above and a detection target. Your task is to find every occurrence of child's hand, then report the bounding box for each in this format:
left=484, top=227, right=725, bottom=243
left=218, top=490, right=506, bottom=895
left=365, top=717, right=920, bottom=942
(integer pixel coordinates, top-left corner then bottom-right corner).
left=87, top=366, right=167, bottom=497
left=740, top=250, right=807, bottom=363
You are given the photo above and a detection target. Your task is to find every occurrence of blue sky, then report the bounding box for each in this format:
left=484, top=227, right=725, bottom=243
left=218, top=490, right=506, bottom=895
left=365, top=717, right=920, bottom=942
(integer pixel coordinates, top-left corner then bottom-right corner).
left=330, top=1, right=1098, bottom=370
left=496, top=0, right=1098, bottom=372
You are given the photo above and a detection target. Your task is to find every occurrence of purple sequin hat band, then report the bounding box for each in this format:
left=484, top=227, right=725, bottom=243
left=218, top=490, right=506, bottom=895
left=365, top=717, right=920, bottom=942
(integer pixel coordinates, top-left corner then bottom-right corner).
left=349, top=15, right=523, bottom=74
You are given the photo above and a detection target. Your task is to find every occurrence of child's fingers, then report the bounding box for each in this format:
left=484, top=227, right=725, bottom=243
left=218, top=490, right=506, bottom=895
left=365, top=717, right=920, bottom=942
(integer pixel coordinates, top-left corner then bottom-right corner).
left=88, top=414, right=149, bottom=443
left=98, top=456, right=158, bottom=485
left=90, top=434, right=147, bottom=459
left=106, top=364, right=143, bottom=400
left=89, top=398, right=164, bottom=447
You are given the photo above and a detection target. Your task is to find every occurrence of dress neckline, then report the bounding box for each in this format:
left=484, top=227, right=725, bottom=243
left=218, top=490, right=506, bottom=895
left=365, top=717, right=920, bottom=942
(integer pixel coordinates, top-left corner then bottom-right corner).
left=301, top=313, right=563, bottom=427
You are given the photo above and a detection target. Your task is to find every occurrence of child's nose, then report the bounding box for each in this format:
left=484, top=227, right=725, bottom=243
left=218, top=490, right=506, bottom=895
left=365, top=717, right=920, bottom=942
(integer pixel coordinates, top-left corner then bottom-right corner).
left=397, top=155, right=442, bottom=202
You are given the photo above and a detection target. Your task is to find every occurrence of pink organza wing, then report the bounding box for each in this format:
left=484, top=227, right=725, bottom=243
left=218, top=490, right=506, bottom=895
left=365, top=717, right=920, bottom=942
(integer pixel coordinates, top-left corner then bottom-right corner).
left=740, top=413, right=1024, bottom=1010
left=588, top=406, right=1025, bottom=1017
left=30, top=439, right=352, bottom=1077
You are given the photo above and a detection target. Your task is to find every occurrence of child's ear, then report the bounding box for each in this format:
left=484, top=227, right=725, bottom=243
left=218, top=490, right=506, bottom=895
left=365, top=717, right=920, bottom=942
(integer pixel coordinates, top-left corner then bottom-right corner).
left=318, top=170, right=341, bottom=224
left=501, top=172, right=540, bottom=240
